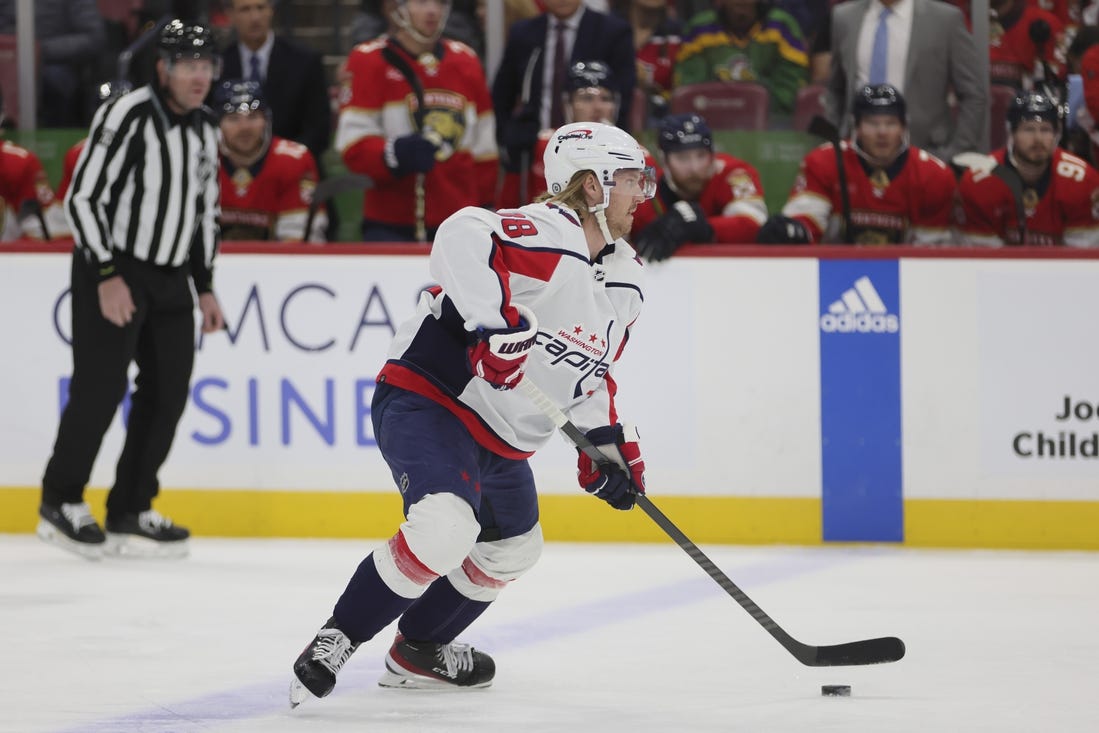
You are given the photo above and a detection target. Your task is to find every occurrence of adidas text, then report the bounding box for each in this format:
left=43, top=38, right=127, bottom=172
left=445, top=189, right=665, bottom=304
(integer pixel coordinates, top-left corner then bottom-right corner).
left=819, top=312, right=899, bottom=333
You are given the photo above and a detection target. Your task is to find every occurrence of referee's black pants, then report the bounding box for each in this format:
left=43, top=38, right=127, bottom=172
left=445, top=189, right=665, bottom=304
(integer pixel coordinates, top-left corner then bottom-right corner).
left=42, top=250, right=195, bottom=520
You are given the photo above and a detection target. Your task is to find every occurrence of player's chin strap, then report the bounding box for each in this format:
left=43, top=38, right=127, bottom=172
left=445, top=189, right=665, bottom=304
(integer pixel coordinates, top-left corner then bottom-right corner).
left=591, top=203, right=615, bottom=247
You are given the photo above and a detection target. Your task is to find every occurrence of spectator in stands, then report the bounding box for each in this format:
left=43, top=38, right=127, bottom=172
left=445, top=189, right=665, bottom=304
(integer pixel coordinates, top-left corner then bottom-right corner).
left=758, top=84, right=956, bottom=245
left=956, top=91, right=1099, bottom=247
left=497, top=59, right=621, bottom=208
left=219, top=0, right=331, bottom=177
left=620, top=0, right=683, bottom=128
left=57, top=81, right=134, bottom=201
left=826, top=0, right=985, bottom=165
left=493, top=0, right=636, bottom=178
left=215, top=79, right=327, bottom=242
left=337, top=0, right=497, bottom=241
left=674, top=0, right=808, bottom=117
left=0, top=0, right=107, bottom=127
left=0, top=89, right=70, bottom=241
left=631, top=112, right=766, bottom=258
left=989, top=0, right=1066, bottom=89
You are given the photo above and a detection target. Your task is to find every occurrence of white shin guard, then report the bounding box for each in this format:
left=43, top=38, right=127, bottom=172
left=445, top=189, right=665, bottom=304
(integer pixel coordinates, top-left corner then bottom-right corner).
left=448, top=523, right=544, bottom=602
left=373, top=493, right=481, bottom=599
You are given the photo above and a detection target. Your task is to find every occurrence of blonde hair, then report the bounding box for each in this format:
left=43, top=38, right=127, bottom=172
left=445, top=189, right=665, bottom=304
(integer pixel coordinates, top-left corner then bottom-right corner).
left=535, top=170, right=594, bottom=223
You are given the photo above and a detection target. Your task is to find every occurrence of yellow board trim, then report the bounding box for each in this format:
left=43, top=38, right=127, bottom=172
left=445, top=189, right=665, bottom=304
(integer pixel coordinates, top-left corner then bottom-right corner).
left=0, top=487, right=818, bottom=543
left=904, top=498, right=1099, bottom=550
left=3, top=488, right=1097, bottom=549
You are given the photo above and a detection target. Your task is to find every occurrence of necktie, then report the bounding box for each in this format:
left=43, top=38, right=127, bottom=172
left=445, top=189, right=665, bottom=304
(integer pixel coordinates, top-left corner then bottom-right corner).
left=869, top=6, right=891, bottom=85
left=249, top=54, right=263, bottom=83
left=549, top=22, right=568, bottom=128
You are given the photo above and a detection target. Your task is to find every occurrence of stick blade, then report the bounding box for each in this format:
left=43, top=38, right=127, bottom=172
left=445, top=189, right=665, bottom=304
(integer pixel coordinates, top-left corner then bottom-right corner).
left=797, top=636, right=906, bottom=667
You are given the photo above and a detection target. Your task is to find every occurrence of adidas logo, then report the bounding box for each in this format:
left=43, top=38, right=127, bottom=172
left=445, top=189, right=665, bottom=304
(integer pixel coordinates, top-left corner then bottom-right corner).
left=820, top=276, right=899, bottom=334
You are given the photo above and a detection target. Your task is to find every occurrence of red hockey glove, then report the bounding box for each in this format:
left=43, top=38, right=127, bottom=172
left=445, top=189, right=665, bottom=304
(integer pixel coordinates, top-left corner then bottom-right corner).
left=466, top=304, right=538, bottom=390
left=577, top=424, right=645, bottom=511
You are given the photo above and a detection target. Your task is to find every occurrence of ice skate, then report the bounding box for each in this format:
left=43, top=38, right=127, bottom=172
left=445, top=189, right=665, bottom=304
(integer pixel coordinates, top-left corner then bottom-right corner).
left=379, top=633, right=495, bottom=689
left=289, top=618, right=359, bottom=708
left=36, top=502, right=106, bottom=560
left=105, top=510, right=189, bottom=559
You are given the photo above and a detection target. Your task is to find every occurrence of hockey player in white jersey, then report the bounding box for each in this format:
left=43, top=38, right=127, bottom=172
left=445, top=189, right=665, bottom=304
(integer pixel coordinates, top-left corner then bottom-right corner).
left=289, top=122, right=656, bottom=704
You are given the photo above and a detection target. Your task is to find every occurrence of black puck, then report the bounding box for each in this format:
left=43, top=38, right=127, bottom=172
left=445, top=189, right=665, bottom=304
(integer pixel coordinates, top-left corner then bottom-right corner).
left=821, top=685, right=851, bottom=697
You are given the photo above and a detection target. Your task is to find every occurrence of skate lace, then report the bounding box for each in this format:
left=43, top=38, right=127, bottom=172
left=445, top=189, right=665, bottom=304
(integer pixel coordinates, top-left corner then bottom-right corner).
left=138, top=510, right=173, bottom=531
left=61, top=503, right=97, bottom=531
left=439, top=642, right=474, bottom=678
left=313, top=629, right=356, bottom=674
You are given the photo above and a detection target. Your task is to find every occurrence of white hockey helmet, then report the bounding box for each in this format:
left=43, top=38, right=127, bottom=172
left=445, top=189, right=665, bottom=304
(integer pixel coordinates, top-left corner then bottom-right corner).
left=543, top=122, right=654, bottom=202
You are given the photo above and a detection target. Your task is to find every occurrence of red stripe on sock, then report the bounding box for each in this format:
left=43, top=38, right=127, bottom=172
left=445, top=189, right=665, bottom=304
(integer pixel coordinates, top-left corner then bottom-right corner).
left=388, top=531, right=439, bottom=586
left=461, top=556, right=508, bottom=590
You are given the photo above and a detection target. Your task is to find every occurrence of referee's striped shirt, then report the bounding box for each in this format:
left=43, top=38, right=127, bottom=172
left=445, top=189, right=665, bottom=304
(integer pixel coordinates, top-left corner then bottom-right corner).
left=65, top=83, right=220, bottom=292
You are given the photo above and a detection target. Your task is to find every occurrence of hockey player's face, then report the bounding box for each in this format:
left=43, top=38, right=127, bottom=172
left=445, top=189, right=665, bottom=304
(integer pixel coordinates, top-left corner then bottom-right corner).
left=569, top=87, right=617, bottom=125
left=1012, top=120, right=1058, bottom=167
left=665, top=148, right=714, bottom=199
left=605, top=169, right=652, bottom=238
left=161, top=59, right=216, bottom=113
left=855, top=115, right=905, bottom=163
left=220, top=111, right=268, bottom=157
left=404, top=0, right=447, bottom=37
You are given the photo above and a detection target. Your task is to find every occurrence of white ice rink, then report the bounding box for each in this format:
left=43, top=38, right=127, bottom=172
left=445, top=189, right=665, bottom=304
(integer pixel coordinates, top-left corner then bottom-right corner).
left=2, top=534, right=1096, bottom=733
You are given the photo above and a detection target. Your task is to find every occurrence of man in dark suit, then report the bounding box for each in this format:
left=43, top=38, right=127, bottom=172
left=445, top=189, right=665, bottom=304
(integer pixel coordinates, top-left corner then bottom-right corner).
left=492, top=0, right=636, bottom=177
left=219, top=0, right=332, bottom=194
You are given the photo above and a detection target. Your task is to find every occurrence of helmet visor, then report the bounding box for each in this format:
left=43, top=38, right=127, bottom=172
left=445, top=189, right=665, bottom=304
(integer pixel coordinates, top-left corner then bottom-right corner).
left=611, top=166, right=657, bottom=200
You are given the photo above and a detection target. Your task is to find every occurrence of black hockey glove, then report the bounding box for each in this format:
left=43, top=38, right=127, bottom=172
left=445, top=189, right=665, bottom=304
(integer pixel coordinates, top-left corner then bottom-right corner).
left=634, top=200, right=714, bottom=262
left=385, top=134, right=439, bottom=177
left=502, top=108, right=541, bottom=166
left=756, top=214, right=811, bottom=244
left=576, top=425, right=645, bottom=511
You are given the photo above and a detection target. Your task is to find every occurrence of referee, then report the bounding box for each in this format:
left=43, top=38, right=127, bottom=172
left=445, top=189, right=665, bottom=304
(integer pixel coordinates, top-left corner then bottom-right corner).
left=37, top=19, right=226, bottom=560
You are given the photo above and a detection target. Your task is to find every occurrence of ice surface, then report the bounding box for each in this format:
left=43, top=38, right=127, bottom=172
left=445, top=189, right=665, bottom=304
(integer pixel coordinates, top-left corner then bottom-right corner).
left=2, top=535, right=1096, bottom=732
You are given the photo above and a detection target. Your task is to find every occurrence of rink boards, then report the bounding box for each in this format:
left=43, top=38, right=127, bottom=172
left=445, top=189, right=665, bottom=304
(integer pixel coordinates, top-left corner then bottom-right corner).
left=1, top=243, right=1096, bottom=549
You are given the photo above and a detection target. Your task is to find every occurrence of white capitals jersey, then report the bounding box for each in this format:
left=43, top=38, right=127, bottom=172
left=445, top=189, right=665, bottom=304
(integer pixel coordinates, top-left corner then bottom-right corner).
left=377, top=202, right=645, bottom=458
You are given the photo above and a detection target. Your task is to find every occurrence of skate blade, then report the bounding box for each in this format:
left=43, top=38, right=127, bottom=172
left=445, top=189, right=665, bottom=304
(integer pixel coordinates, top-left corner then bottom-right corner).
left=288, top=678, right=312, bottom=708
left=105, top=533, right=189, bottom=559
left=36, top=520, right=104, bottom=561
left=378, top=668, right=493, bottom=690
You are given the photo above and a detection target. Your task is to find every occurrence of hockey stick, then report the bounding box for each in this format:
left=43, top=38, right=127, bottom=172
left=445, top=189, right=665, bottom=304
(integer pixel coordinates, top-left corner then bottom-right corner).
left=382, top=45, right=430, bottom=242
left=807, top=115, right=853, bottom=243
left=517, top=378, right=906, bottom=667
left=517, top=48, right=541, bottom=207
left=952, top=152, right=1027, bottom=243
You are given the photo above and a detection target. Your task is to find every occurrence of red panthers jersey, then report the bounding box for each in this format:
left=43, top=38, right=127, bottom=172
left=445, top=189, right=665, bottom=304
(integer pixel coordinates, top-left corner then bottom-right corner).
left=1, top=140, right=69, bottom=241
left=990, top=5, right=1065, bottom=88
left=336, top=37, right=497, bottom=231
left=955, top=148, right=1099, bottom=247
left=219, top=136, right=323, bottom=242
left=782, top=142, right=956, bottom=244
left=57, top=138, right=86, bottom=201
left=631, top=151, right=767, bottom=243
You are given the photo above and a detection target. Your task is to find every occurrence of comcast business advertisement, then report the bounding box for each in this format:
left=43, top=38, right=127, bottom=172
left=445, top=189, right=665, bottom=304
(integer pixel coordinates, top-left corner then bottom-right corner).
left=0, top=251, right=822, bottom=498
left=977, top=267, right=1099, bottom=480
